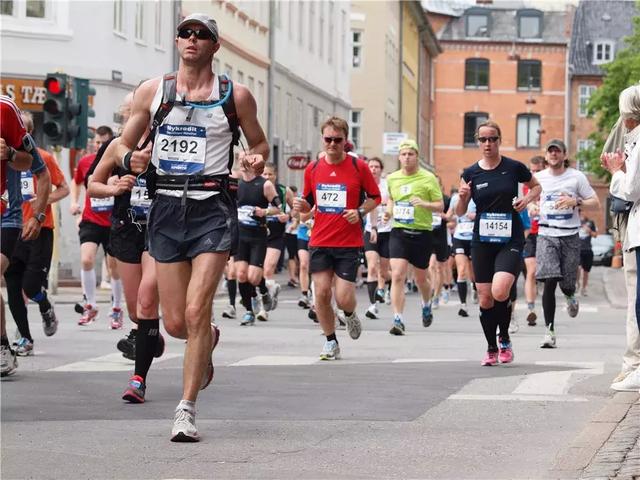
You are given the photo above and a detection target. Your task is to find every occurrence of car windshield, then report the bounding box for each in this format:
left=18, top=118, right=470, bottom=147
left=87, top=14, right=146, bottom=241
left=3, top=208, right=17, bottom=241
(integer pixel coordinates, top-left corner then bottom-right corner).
left=592, top=235, right=614, bottom=248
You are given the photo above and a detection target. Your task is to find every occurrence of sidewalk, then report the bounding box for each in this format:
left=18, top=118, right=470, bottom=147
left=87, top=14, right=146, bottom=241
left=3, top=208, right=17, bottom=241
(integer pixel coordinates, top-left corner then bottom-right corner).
left=578, top=267, right=639, bottom=479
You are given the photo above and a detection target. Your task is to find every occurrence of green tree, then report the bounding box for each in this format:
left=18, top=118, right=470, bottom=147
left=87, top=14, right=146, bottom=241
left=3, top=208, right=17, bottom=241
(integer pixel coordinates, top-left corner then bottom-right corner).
left=577, top=8, right=640, bottom=180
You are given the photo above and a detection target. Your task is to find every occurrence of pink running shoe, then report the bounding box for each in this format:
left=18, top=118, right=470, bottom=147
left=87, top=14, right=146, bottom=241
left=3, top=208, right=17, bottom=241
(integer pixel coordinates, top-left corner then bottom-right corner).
left=498, top=340, right=514, bottom=364
left=481, top=350, right=499, bottom=366
left=109, top=308, right=124, bottom=329
left=200, top=323, right=221, bottom=390
left=78, top=305, right=98, bottom=326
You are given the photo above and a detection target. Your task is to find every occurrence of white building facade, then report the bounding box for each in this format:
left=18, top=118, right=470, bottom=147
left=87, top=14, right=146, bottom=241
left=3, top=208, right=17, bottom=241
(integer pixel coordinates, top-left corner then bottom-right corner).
left=271, top=0, right=352, bottom=188
left=1, top=0, right=176, bottom=281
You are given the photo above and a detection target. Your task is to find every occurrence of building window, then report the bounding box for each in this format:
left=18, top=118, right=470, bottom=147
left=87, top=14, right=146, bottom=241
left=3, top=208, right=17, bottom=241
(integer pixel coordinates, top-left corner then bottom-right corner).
left=237, top=71, right=244, bottom=85
left=517, top=10, right=542, bottom=38
left=113, top=0, right=124, bottom=34
left=214, top=58, right=221, bottom=74
left=350, top=110, right=362, bottom=151
left=309, top=1, right=314, bottom=53
left=154, top=0, right=162, bottom=47
left=258, top=81, right=265, bottom=122
left=465, top=11, right=489, bottom=37
left=224, top=64, right=233, bottom=79
left=135, top=1, right=144, bottom=41
left=319, top=4, right=324, bottom=59
left=516, top=114, right=540, bottom=148
left=341, top=10, right=347, bottom=71
left=517, top=60, right=541, bottom=90
left=26, top=0, right=45, bottom=18
left=1, top=1, right=14, bottom=15
left=576, top=139, right=595, bottom=171
left=298, top=1, right=304, bottom=46
left=579, top=85, right=597, bottom=117
left=352, top=30, right=363, bottom=68
left=247, top=75, right=255, bottom=93
left=463, top=112, right=489, bottom=146
left=593, top=41, right=615, bottom=64
left=464, top=58, right=489, bottom=90
left=328, top=1, right=334, bottom=65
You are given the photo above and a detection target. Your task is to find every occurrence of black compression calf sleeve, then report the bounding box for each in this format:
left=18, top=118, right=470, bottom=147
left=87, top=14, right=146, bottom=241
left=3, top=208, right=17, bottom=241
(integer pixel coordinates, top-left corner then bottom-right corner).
left=227, top=279, right=237, bottom=307
left=5, top=270, right=32, bottom=341
left=258, top=278, right=268, bottom=295
left=367, top=281, right=377, bottom=304
left=135, top=319, right=159, bottom=381
left=479, top=306, right=498, bottom=351
left=239, top=282, right=255, bottom=312
left=495, top=300, right=510, bottom=343
left=543, top=278, right=558, bottom=329
left=457, top=281, right=468, bottom=304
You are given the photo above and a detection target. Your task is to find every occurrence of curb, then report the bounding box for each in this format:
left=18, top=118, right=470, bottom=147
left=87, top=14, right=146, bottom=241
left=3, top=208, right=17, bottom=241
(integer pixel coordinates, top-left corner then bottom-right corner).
left=549, top=392, right=640, bottom=479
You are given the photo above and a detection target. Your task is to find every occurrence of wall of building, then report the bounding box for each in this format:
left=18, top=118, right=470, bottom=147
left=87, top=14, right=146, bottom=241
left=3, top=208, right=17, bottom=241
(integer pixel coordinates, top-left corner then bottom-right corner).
left=433, top=42, right=567, bottom=195
left=349, top=1, right=401, bottom=165
left=401, top=2, right=420, bottom=145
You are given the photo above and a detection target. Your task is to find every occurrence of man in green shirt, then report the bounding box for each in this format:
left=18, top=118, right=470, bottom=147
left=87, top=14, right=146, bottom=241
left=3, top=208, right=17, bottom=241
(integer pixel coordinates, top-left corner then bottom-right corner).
left=383, top=139, right=443, bottom=335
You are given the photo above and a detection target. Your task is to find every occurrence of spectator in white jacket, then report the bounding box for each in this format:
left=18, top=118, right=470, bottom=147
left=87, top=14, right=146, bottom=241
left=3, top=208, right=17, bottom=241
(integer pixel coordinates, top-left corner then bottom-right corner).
left=602, top=84, right=640, bottom=392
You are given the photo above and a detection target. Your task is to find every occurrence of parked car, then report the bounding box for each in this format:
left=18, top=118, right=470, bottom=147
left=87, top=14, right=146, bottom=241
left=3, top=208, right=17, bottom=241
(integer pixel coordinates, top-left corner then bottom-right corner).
left=591, top=234, right=615, bottom=266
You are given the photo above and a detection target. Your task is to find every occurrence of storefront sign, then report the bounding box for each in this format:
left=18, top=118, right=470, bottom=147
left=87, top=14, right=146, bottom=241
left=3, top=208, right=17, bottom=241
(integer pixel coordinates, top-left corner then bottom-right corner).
left=0, top=77, right=46, bottom=111
left=383, top=132, right=409, bottom=155
left=287, top=155, right=311, bottom=170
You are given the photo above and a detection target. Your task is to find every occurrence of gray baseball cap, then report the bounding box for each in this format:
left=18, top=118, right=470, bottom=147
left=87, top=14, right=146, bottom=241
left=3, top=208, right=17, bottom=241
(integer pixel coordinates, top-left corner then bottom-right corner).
left=177, top=13, right=219, bottom=42
left=545, top=139, right=567, bottom=152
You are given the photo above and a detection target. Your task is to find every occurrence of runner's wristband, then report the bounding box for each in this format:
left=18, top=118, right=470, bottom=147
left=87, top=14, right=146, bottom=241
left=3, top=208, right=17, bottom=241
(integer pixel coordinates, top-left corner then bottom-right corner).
left=122, top=151, right=133, bottom=171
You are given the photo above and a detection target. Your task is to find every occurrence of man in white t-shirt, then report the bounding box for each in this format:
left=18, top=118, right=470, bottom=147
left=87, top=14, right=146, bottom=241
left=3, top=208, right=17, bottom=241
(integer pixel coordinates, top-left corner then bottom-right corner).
left=535, top=139, right=600, bottom=348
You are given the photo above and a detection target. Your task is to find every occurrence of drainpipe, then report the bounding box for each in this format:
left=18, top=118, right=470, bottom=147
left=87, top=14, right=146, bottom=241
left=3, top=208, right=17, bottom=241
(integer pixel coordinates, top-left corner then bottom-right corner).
left=173, top=0, right=182, bottom=70
left=268, top=0, right=275, bottom=160
left=398, top=1, right=403, bottom=134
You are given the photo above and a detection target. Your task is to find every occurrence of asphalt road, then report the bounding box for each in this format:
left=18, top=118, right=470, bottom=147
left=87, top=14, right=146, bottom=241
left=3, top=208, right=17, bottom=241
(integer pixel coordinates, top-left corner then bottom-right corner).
left=1, top=267, right=628, bottom=479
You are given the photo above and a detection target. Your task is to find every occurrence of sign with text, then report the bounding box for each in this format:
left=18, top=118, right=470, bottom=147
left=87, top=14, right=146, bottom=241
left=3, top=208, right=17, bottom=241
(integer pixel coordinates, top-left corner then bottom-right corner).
left=287, top=155, right=311, bottom=170
left=383, top=132, right=409, bottom=155
left=0, top=77, right=47, bottom=111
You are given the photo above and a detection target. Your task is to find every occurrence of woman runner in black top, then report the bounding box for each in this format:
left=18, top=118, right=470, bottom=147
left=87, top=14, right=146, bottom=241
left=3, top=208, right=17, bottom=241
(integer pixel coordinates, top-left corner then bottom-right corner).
left=456, top=120, right=540, bottom=366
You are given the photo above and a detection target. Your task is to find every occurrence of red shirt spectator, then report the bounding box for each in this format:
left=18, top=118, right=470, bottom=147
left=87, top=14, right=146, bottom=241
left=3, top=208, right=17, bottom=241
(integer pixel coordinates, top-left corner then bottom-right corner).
left=73, top=153, right=112, bottom=227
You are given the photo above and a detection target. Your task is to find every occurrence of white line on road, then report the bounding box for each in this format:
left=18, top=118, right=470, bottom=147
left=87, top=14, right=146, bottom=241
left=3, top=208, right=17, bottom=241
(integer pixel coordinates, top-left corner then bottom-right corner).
left=229, top=355, right=320, bottom=366
left=392, top=358, right=468, bottom=363
left=448, top=394, right=588, bottom=402
left=47, top=352, right=182, bottom=372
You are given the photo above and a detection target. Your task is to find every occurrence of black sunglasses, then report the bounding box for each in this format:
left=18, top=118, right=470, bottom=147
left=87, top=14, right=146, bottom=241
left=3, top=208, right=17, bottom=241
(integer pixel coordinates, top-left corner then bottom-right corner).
left=477, top=136, right=500, bottom=144
left=177, top=28, right=215, bottom=41
left=323, top=136, right=344, bottom=144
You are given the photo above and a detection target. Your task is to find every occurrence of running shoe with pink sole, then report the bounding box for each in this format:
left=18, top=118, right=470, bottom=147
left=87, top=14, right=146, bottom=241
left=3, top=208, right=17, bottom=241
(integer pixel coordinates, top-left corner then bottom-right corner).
left=498, top=340, right=514, bottom=364
left=78, top=305, right=98, bottom=326
left=109, top=308, right=124, bottom=329
left=481, top=350, right=499, bottom=366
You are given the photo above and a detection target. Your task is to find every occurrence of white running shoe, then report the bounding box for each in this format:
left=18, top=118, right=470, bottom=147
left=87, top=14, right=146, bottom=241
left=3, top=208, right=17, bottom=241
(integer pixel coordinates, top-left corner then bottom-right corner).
left=171, top=408, right=200, bottom=442
left=508, top=317, right=519, bottom=334
left=384, top=289, right=391, bottom=305
left=365, top=304, right=379, bottom=319
left=344, top=312, right=362, bottom=340
left=256, top=309, right=269, bottom=322
left=222, top=305, right=236, bottom=319
left=610, top=367, right=640, bottom=392
left=0, top=345, right=18, bottom=376
left=540, top=327, right=556, bottom=348
left=319, top=340, right=341, bottom=360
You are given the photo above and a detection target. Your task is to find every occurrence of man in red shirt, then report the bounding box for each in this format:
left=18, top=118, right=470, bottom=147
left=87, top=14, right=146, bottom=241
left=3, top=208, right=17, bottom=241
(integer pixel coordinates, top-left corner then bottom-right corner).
left=4, top=112, right=70, bottom=356
left=293, top=116, right=380, bottom=360
left=70, top=126, right=123, bottom=327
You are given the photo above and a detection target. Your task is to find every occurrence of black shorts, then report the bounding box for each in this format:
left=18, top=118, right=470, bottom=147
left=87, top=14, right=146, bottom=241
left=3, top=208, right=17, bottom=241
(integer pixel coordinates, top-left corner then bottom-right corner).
left=148, top=193, right=237, bottom=263
left=309, top=246, right=360, bottom=282
left=78, top=220, right=112, bottom=255
left=431, top=227, right=449, bottom=262
left=5, top=228, right=54, bottom=282
left=389, top=228, right=433, bottom=269
left=523, top=233, right=537, bottom=259
left=363, top=231, right=391, bottom=258
left=266, top=232, right=285, bottom=251
left=471, top=241, right=523, bottom=284
left=452, top=238, right=472, bottom=258
left=110, top=222, right=147, bottom=264
left=580, top=250, right=594, bottom=272
left=1, top=227, right=20, bottom=259
left=285, top=233, right=298, bottom=259
left=235, top=228, right=267, bottom=267
left=297, top=238, right=309, bottom=251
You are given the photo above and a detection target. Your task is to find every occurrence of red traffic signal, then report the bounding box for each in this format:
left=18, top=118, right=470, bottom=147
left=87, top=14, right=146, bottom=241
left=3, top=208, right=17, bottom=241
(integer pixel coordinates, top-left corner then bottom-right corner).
left=44, top=76, right=63, bottom=95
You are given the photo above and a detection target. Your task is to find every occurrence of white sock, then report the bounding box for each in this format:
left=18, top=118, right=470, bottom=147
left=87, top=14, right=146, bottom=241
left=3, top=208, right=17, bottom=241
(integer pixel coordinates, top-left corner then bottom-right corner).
left=111, top=278, right=123, bottom=309
left=177, top=399, right=196, bottom=414
left=81, top=269, right=97, bottom=306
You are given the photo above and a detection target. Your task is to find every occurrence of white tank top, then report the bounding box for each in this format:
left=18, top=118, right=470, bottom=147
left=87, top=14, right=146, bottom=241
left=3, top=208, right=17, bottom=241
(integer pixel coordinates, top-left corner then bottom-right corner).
left=149, top=75, right=234, bottom=199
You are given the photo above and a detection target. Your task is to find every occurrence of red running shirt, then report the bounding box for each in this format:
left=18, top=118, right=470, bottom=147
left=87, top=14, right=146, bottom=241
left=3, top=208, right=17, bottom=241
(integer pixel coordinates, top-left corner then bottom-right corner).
left=303, top=154, right=380, bottom=248
left=74, top=154, right=112, bottom=227
left=523, top=184, right=539, bottom=234
left=1, top=96, right=27, bottom=213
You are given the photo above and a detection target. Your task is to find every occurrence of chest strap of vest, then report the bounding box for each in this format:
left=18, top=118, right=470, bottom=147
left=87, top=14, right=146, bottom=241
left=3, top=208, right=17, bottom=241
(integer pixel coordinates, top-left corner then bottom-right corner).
left=155, top=174, right=238, bottom=193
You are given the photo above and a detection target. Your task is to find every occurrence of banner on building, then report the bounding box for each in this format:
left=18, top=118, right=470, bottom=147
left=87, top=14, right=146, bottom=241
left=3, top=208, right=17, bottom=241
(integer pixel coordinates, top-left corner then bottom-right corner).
left=383, top=132, right=409, bottom=155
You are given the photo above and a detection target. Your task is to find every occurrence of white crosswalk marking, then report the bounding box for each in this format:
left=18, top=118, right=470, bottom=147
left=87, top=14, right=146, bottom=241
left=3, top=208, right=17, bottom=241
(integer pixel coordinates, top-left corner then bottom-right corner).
left=230, top=355, right=320, bottom=366
left=47, top=352, right=182, bottom=372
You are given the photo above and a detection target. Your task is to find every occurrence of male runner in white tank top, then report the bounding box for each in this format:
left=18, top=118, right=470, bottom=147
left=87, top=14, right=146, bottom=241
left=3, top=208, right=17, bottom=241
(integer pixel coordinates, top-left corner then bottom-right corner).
left=104, top=13, right=268, bottom=442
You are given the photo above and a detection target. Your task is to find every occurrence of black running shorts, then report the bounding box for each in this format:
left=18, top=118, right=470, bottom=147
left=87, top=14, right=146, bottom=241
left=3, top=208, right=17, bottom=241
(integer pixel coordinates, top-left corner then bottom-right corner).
left=297, top=238, right=309, bottom=252
left=471, top=241, right=523, bottom=284
left=580, top=250, right=594, bottom=272
left=110, top=222, right=147, bottom=264
left=79, top=220, right=112, bottom=255
left=1, top=227, right=20, bottom=259
left=364, top=231, right=391, bottom=258
left=235, top=227, right=268, bottom=268
left=389, top=227, right=433, bottom=270
left=431, top=227, right=449, bottom=262
left=5, top=228, right=54, bottom=283
left=147, top=193, right=238, bottom=263
left=309, top=246, right=360, bottom=282
left=523, top=233, right=537, bottom=259
left=285, top=233, right=298, bottom=260
left=452, top=238, right=472, bottom=258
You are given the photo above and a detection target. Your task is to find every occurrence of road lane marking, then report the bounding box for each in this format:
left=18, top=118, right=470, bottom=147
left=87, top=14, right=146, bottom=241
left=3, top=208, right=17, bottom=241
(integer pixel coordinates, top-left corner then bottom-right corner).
left=229, top=355, right=319, bottom=366
left=47, top=353, right=182, bottom=372
left=449, top=394, right=588, bottom=402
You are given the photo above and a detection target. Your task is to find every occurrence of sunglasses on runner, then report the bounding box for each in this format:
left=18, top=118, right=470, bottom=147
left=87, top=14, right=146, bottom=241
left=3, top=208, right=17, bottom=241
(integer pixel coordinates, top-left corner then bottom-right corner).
left=177, top=28, right=216, bottom=41
left=323, top=137, right=344, bottom=144
left=477, top=136, right=500, bottom=144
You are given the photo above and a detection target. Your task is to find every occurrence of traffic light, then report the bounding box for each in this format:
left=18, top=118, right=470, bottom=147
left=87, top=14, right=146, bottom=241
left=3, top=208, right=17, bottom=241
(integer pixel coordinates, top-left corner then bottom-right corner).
left=72, top=77, right=96, bottom=150
left=43, top=73, right=68, bottom=146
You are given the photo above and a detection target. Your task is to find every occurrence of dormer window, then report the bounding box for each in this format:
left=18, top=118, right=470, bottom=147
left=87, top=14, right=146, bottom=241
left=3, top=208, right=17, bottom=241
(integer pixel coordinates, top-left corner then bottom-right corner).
left=593, top=41, right=615, bottom=64
left=465, top=9, right=490, bottom=38
left=517, top=9, right=542, bottom=38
